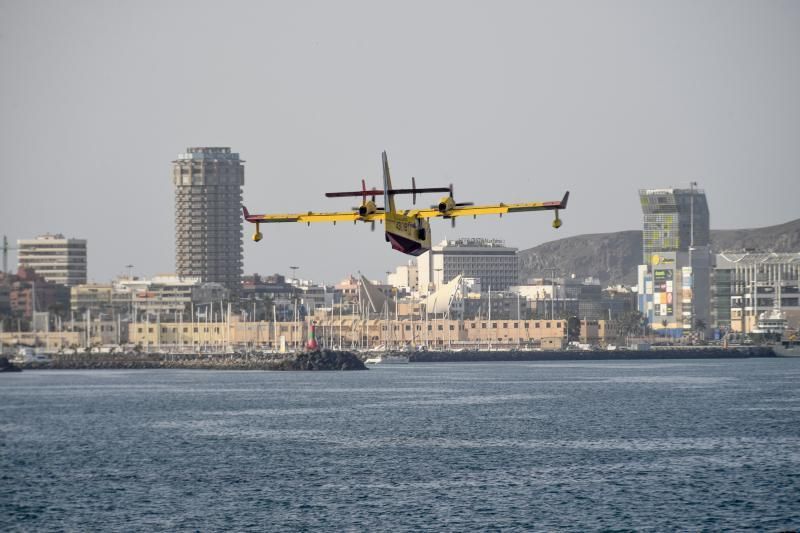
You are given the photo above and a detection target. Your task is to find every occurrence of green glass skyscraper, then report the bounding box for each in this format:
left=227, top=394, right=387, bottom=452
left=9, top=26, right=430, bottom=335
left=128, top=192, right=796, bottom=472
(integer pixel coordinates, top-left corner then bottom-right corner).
left=639, top=187, right=709, bottom=265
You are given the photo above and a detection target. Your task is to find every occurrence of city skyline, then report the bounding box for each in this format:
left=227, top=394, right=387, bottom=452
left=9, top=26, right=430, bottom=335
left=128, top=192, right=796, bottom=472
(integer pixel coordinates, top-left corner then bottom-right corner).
left=1, top=1, right=799, bottom=284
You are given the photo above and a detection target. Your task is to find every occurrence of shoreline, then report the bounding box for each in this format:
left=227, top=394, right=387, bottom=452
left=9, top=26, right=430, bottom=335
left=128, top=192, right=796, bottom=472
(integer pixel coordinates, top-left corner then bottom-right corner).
left=6, top=346, right=778, bottom=370
left=8, top=349, right=367, bottom=371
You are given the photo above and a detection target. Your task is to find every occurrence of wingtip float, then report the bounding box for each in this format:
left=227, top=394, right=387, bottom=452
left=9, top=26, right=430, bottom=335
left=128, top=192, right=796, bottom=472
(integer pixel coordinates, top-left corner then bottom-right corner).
left=242, top=152, right=569, bottom=255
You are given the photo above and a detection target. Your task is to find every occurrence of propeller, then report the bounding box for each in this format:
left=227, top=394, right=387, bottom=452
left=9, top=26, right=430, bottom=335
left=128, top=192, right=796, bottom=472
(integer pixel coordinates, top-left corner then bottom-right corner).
left=371, top=221, right=376, bottom=232
left=361, top=179, right=367, bottom=205
left=448, top=183, right=473, bottom=206
left=412, top=177, right=417, bottom=205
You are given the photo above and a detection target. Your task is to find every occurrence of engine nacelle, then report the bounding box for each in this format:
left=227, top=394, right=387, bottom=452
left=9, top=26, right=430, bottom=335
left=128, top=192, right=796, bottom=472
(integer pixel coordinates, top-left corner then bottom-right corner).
left=437, top=196, right=456, bottom=213
left=358, top=200, right=377, bottom=217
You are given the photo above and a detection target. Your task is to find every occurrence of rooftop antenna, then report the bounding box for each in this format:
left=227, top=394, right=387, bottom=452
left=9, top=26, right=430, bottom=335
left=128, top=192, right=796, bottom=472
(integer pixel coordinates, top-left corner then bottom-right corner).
left=2, top=235, right=19, bottom=274
left=690, top=181, right=697, bottom=248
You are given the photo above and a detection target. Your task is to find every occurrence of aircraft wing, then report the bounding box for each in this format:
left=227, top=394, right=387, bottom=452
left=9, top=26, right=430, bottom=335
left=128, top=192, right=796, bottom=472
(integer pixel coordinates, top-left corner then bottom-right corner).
left=243, top=206, right=385, bottom=224
left=407, top=191, right=569, bottom=219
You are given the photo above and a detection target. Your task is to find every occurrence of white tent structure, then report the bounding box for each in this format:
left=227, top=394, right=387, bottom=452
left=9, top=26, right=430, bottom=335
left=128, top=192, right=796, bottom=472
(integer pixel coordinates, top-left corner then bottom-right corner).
left=423, top=274, right=464, bottom=316
left=359, top=274, right=387, bottom=314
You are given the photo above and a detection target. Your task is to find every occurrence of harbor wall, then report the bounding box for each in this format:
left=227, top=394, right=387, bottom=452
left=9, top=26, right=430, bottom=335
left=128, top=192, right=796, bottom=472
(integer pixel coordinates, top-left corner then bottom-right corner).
left=409, top=347, right=775, bottom=362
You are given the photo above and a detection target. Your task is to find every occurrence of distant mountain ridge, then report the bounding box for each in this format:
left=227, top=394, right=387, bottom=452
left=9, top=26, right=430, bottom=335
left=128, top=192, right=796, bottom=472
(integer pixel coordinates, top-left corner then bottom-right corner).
left=518, top=218, right=800, bottom=286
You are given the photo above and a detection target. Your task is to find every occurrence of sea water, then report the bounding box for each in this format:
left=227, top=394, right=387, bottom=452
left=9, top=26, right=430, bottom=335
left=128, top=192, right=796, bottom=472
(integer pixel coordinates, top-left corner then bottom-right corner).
left=1, top=359, right=799, bottom=531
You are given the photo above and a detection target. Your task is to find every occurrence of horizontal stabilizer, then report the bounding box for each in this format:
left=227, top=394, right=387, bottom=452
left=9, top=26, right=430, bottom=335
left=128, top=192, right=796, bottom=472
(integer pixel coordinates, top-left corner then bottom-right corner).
left=326, top=187, right=449, bottom=198
left=387, top=187, right=450, bottom=195
left=326, top=189, right=384, bottom=198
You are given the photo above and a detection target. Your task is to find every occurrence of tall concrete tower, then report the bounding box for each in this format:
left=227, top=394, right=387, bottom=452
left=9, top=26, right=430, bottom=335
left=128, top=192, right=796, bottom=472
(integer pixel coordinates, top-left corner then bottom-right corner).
left=173, top=147, right=244, bottom=295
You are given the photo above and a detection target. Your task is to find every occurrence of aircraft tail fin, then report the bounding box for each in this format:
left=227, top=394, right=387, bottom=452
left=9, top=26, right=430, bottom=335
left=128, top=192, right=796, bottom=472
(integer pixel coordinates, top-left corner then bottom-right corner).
left=382, top=151, right=396, bottom=213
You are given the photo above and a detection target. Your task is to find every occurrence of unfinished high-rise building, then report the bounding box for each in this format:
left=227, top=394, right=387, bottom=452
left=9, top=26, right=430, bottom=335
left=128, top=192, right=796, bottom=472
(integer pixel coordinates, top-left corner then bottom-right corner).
left=173, top=147, right=244, bottom=295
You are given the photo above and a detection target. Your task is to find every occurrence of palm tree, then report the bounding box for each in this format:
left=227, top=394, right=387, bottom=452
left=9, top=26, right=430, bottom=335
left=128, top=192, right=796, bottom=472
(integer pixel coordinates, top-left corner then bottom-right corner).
left=694, top=318, right=707, bottom=341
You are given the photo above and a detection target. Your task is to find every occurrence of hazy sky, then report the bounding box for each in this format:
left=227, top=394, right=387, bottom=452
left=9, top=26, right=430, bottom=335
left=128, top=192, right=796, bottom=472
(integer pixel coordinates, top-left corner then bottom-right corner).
left=1, top=1, right=798, bottom=284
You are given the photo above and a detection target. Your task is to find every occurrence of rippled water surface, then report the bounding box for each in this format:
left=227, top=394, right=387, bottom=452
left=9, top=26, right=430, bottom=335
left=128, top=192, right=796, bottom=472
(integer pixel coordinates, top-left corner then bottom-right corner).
left=2, top=359, right=800, bottom=531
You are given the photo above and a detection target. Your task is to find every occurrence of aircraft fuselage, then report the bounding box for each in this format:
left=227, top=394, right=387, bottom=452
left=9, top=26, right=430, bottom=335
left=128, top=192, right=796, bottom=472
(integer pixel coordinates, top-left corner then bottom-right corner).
left=384, top=213, right=431, bottom=256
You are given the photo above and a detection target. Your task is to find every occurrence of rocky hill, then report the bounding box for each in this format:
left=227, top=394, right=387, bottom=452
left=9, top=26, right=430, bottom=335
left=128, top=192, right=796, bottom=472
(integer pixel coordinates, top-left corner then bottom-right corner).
left=518, top=218, right=800, bottom=286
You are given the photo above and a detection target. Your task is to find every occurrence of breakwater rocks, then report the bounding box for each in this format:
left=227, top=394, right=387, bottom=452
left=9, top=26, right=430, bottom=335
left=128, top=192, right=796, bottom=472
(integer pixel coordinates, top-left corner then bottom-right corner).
left=271, top=350, right=367, bottom=371
left=36, top=349, right=367, bottom=371
left=410, top=346, right=776, bottom=363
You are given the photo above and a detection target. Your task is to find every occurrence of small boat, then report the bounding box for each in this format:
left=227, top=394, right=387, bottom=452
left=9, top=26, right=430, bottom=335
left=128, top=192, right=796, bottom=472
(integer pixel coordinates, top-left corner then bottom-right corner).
left=364, top=354, right=410, bottom=364
left=10, top=347, right=51, bottom=365
left=773, top=342, right=800, bottom=357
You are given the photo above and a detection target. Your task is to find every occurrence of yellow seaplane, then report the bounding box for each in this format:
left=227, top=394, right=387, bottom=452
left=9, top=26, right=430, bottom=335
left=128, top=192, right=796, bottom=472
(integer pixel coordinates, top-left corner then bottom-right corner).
left=242, top=151, right=569, bottom=256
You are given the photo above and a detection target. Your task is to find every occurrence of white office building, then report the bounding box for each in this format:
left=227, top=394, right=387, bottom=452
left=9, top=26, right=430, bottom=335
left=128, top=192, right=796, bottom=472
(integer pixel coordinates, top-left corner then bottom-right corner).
left=417, top=238, right=518, bottom=295
left=17, top=233, right=87, bottom=286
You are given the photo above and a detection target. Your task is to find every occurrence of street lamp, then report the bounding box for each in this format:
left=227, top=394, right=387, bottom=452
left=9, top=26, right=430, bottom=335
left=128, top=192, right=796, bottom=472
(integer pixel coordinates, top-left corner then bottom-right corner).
left=546, top=268, right=558, bottom=319
left=433, top=267, right=443, bottom=347
left=385, top=271, right=392, bottom=350
left=289, top=266, right=300, bottom=349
